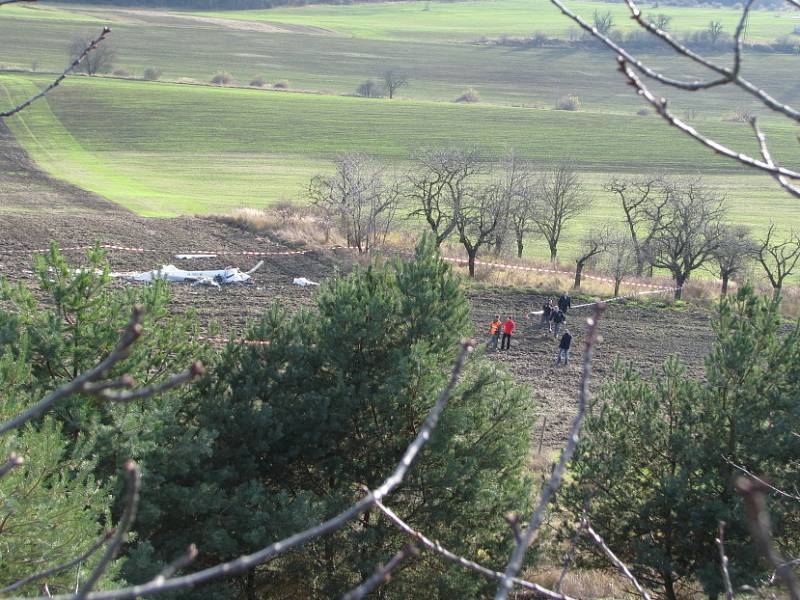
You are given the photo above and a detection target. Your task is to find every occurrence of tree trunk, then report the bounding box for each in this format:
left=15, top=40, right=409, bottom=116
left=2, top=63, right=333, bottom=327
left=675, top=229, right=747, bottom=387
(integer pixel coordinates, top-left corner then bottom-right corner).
left=549, top=244, right=557, bottom=262
left=614, top=278, right=621, bottom=296
left=467, top=248, right=477, bottom=277
left=516, top=238, right=524, bottom=259
left=720, top=273, right=729, bottom=297
left=674, top=274, right=686, bottom=300
left=773, top=283, right=782, bottom=300
left=574, top=261, right=584, bottom=289
left=663, top=572, right=678, bottom=600
left=245, top=570, right=256, bottom=600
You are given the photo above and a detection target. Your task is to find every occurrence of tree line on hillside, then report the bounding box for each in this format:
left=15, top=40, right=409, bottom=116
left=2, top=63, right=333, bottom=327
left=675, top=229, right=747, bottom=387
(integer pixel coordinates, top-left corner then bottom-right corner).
left=309, top=149, right=800, bottom=300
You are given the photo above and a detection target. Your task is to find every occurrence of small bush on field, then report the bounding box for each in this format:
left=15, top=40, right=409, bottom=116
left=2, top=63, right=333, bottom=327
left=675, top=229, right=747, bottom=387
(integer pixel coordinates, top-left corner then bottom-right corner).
left=210, top=71, right=233, bottom=85
left=273, top=79, right=289, bottom=89
left=637, top=107, right=650, bottom=116
left=454, top=87, right=480, bottom=103
left=143, top=67, right=161, bottom=81
left=112, top=68, right=130, bottom=77
left=727, top=106, right=755, bottom=122
left=249, top=75, right=266, bottom=87
left=557, top=95, right=582, bottom=111
left=355, top=79, right=382, bottom=98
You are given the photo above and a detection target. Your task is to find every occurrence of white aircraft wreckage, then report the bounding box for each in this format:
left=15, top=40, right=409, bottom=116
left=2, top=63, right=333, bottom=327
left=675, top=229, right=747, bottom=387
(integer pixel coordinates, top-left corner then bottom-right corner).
left=112, top=261, right=264, bottom=287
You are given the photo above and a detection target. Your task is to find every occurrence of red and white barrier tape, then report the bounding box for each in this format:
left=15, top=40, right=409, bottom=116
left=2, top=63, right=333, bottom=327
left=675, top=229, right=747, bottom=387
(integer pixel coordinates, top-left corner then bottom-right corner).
left=0, top=244, right=319, bottom=257
left=527, top=286, right=680, bottom=316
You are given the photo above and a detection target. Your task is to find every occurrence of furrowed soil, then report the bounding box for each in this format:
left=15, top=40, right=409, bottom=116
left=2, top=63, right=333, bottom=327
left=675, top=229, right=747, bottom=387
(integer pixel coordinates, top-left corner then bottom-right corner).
left=0, top=124, right=713, bottom=448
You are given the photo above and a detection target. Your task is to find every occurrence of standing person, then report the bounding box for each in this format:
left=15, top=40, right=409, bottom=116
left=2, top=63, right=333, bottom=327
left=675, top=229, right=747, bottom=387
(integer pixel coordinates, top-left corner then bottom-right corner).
left=501, top=316, right=515, bottom=351
left=551, top=308, right=566, bottom=338
left=540, top=299, right=554, bottom=331
left=557, top=329, right=572, bottom=365
left=558, top=291, right=572, bottom=314
left=487, top=315, right=502, bottom=351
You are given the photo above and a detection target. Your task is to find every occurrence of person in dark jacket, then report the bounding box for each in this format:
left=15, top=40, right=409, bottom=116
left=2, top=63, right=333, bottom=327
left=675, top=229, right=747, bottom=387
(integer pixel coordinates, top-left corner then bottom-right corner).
left=539, top=299, right=554, bottom=331
left=558, top=292, right=571, bottom=313
left=551, top=308, right=566, bottom=337
left=557, top=329, right=572, bottom=365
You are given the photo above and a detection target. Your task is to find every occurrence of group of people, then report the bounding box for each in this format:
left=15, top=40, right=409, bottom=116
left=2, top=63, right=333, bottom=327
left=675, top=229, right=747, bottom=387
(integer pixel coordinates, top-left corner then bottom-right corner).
left=486, top=292, right=573, bottom=365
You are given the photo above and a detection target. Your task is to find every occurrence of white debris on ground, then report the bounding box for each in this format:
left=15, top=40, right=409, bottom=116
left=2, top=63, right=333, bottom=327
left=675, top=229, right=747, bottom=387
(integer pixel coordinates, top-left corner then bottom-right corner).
left=293, top=277, right=319, bottom=287
left=113, top=261, right=264, bottom=287
left=175, top=254, right=218, bottom=260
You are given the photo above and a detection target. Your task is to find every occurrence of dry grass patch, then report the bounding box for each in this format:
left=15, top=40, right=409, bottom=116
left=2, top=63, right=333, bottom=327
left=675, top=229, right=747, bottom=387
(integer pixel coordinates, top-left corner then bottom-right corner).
left=221, top=204, right=344, bottom=248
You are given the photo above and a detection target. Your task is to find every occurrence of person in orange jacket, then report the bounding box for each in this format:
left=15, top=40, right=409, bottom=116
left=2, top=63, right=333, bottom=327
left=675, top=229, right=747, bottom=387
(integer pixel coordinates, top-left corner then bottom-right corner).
left=487, top=315, right=502, bottom=351
left=500, top=316, right=515, bottom=350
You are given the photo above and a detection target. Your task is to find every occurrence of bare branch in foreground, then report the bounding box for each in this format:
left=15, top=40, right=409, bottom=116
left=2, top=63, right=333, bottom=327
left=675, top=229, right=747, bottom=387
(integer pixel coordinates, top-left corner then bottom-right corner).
left=0, top=307, right=202, bottom=436
left=0, top=452, right=24, bottom=479
left=725, top=457, right=800, bottom=502
left=750, top=118, right=800, bottom=198
left=340, top=544, right=419, bottom=600
left=736, top=477, right=800, bottom=600
left=717, top=522, right=735, bottom=600
left=556, top=520, right=583, bottom=594
left=155, top=546, right=198, bottom=582
left=616, top=58, right=800, bottom=190
left=36, top=340, right=474, bottom=600
left=375, top=500, right=575, bottom=600
left=494, top=304, right=605, bottom=600
left=583, top=521, right=652, bottom=600
left=76, top=461, right=141, bottom=599
left=0, top=0, right=37, bottom=6
left=0, top=530, right=114, bottom=595
left=0, top=27, right=111, bottom=119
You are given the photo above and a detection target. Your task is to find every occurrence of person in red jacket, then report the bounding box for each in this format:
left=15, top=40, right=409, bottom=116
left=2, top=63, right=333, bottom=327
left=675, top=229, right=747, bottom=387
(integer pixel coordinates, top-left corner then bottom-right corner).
left=500, top=316, right=515, bottom=350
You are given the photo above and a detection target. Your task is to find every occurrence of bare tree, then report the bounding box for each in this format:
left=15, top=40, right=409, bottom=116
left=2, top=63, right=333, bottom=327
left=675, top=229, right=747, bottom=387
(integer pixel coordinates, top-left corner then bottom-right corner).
left=602, top=232, right=638, bottom=296
left=309, top=154, right=400, bottom=253
left=755, top=224, right=800, bottom=298
left=68, top=33, right=116, bottom=76
left=706, top=20, right=724, bottom=47
left=454, top=182, right=507, bottom=277
left=603, top=174, right=672, bottom=277
left=502, top=154, right=538, bottom=258
left=592, top=10, right=614, bottom=36
left=648, top=179, right=727, bottom=299
left=382, top=70, right=408, bottom=99
left=714, top=224, right=756, bottom=297
left=549, top=0, right=800, bottom=199
left=652, top=14, right=671, bottom=31
left=407, top=147, right=484, bottom=247
left=531, top=162, right=591, bottom=262
left=573, top=224, right=610, bottom=289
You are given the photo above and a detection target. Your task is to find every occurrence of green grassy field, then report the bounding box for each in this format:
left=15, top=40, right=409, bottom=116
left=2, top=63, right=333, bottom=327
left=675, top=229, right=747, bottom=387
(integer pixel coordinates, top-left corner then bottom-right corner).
left=198, top=0, right=797, bottom=43
left=2, top=72, right=798, bottom=260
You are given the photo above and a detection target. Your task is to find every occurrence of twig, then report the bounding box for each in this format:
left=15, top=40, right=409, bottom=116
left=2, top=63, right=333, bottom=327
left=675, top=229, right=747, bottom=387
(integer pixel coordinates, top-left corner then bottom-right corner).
left=749, top=118, right=800, bottom=198
left=154, top=546, right=198, bottom=582
left=76, top=461, right=141, bottom=599
left=717, top=522, right=735, bottom=600
left=494, top=304, right=605, bottom=600
left=555, top=520, right=584, bottom=593
left=37, top=341, right=474, bottom=600
left=0, top=27, right=111, bottom=119
left=96, top=364, right=203, bottom=402
left=617, top=58, right=800, bottom=192
left=0, top=452, right=24, bottom=479
left=375, top=500, right=575, bottom=600
left=736, top=476, right=800, bottom=600
left=0, top=0, right=37, bottom=5
left=340, top=544, right=419, bottom=600
left=724, top=456, right=800, bottom=502
left=0, top=530, right=114, bottom=594
left=583, top=521, right=652, bottom=600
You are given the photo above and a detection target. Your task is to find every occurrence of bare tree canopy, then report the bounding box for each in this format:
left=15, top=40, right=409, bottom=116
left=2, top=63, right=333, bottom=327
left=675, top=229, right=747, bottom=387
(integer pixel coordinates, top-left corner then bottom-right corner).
left=309, top=153, right=400, bottom=253
left=647, top=179, right=727, bottom=299
left=382, top=69, right=409, bottom=99
left=714, top=224, right=756, bottom=297
left=68, top=33, right=116, bottom=76
left=602, top=232, right=638, bottom=296
left=603, top=174, right=672, bottom=277
left=531, top=162, right=591, bottom=262
left=549, top=0, right=800, bottom=198
left=407, top=146, right=484, bottom=247
left=501, top=152, right=537, bottom=259
left=755, top=223, right=800, bottom=297
left=355, top=79, right=382, bottom=98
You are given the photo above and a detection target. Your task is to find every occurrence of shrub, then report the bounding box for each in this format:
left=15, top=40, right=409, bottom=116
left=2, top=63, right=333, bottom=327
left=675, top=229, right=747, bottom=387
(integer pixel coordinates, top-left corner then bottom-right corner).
left=273, top=79, right=289, bottom=89
left=249, top=75, right=266, bottom=87
left=143, top=66, right=162, bottom=81
left=112, top=68, right=130, bottom=77
left=210, top=71, right=233, bottom=85
left=636, top=107, right=649, bottom=116
left=557, top=95, right=582, bottom=111
left=454, top=87, right=480, bottom=103
left=355, top=79, right=381, bottom=98
left=727, top=106, right=755, bottom=122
